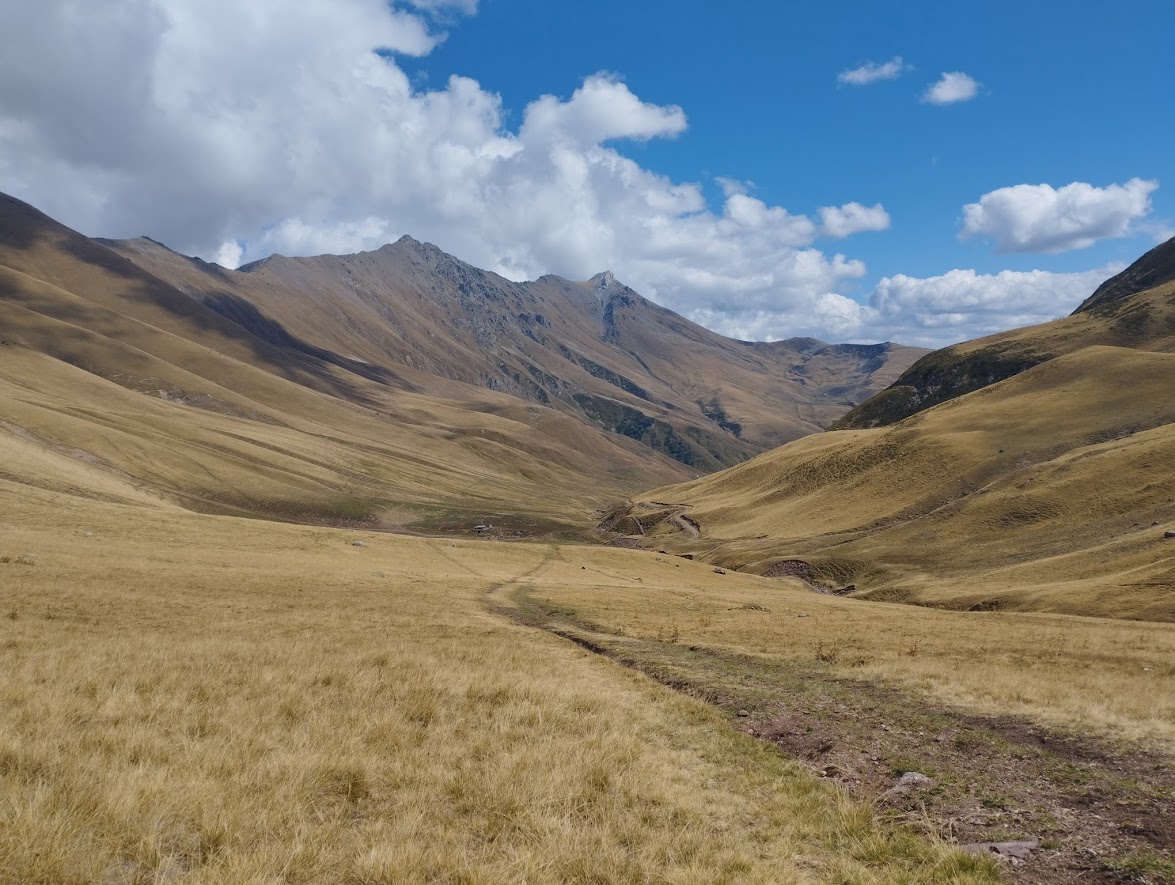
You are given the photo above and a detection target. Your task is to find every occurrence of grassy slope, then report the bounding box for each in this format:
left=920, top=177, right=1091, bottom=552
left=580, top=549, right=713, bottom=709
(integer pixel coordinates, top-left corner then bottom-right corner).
left=1, top=192, right=1169, bottom=877
left=0, top=202, right=694, bottom=531
left=621, top=346, right=1175, bottom=620
left=0, top=486, right=997, bottom=884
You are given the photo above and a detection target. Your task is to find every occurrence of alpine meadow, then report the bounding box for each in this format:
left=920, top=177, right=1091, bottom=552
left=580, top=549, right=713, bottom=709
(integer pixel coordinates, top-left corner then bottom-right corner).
left=2, top=2, right=1174, bottom=883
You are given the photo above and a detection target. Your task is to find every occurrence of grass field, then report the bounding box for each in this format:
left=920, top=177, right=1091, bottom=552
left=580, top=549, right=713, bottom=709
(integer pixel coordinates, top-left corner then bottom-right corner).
left=2, top=202, right=1172, bottom=881
left=508, top=554, right=1175, bottom=751
left=0, top=486, right=1001, bottom=884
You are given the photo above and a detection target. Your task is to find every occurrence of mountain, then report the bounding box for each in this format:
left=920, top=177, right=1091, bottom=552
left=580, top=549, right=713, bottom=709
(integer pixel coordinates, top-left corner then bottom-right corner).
left=103, top=232, right=925, bottom=470
left=835, top=236, right=1175, bottom=429
left=102, top=233, right=925, bottom=469
left=602, top=247, right=1175, bottom=621
left=0, top=192, right=684, bottom=531
left=0, top=192, right=921, bottom=531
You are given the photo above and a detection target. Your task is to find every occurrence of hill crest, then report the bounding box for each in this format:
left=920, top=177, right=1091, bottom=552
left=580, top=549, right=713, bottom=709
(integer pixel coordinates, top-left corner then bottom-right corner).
left=834, top=238, right=1175, bottom=429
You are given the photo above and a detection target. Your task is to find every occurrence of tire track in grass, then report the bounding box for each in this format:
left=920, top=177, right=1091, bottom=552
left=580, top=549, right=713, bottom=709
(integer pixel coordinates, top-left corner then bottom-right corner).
left=491, top=580, right=1175, bottom=885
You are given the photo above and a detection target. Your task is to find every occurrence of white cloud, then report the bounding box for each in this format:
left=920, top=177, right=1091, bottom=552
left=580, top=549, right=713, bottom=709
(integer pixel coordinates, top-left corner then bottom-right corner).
left=922, top=72, right=980, bottom=105
left=0, top=0, right=1129, bottom=351
left=0, top=0, right=878, bottom=341
left=819, top=202, right=891, bottom=238
left=961, top=179, right=1158, bottom=253
left=864, top=265, right=1119, bottom=345
left=521, top=74, right=687, bottom=146
left=689, top=264, right=1118, bottom=348
left=214, top=240, right=244, bottom=269
left=838, top=57, right=909, bottom=86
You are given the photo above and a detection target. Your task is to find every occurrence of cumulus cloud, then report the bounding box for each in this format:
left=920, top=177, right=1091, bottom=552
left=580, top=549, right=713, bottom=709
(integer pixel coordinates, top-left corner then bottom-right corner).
left=837, top=57, right=909, bottom=86
left=960, top=179, right=1159, bottom=253
left=0, top=0, right=879, bottom=338
left=0, top=0, right=1125, bottom=349
left=690, top=264, right=1118, bottom=348
left=922, top=72, right=980, bottom=105
left=521, top=75, right=687, bottom=146
left=214, top=240, right=244, bottom=270
left=819, top=202, right=891, bottom=238
left=868, top=265, right=1118, bottom=339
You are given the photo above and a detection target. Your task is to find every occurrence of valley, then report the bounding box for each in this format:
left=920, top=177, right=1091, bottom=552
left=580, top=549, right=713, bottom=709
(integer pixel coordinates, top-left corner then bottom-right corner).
left=1, top=194, right=1173, bottom=883
left=606, top=249, right=1175, bottom=623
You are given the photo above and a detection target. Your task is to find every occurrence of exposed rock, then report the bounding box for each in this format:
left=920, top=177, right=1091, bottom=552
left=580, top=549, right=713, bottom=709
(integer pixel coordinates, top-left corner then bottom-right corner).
left=879, top=770, right=935, bottom=802
left=352, top=540, right=366, bottom=548
left=960, top=840, right=1039, bottom=861
left=896, top=771, right=933, bottom=788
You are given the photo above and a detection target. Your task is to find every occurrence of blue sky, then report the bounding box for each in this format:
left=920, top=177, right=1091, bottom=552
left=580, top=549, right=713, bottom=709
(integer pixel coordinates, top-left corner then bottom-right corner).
left=1, top=0, right=1171, bottom=346
left=410, top=0, right=1173, bottom=280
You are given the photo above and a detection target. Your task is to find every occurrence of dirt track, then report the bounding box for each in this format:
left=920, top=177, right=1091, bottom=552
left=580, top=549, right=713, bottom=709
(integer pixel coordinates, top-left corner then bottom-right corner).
left=496, top=583, right=1175, bottom=884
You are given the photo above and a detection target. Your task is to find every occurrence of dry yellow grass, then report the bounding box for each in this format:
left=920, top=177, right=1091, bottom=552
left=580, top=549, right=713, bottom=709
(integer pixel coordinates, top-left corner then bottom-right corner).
left=514, top=552, right=1175, bottom=751
left=0, top=486, right=997, bottom=884
left=0, top=328, right=683, bottom=533
left=2, top=194, right=1169, bottom=881
left=622, top=346, right=1175, bottom=620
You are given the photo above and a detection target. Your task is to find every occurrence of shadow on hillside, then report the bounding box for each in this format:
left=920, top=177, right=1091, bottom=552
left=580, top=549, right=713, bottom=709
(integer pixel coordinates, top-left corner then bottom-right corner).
left=42, top=234, right=418, bottom=407
left=196, top=291, right=408, bottom=388
left=0, top=194, right=55, bottom=250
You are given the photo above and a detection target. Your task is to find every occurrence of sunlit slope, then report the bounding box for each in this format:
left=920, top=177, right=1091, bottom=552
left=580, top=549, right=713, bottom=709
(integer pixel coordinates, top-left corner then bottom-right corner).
left=620, top=346, right=1175, bottom=619
left=0, top=196, right=690, bottom=528
left=0, top=339, right=689, bottom=527
left=1, top=189, right=925, bottom=480
left=107, top=232, right=925, bottom=465
left=837, top=237, right=1175, bottom=428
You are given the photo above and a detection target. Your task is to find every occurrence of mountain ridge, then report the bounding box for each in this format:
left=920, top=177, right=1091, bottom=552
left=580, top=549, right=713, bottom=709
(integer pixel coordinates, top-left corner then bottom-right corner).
left=1075, top=235, right=1175, bottom=314
left=1, top=190, right=924, bottom=531
left=834, top=236, right=1175, bottom=430
left=101, top=219, right=926, bottom=468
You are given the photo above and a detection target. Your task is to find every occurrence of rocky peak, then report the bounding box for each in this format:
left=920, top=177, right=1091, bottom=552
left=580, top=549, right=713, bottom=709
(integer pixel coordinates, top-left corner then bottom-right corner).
left=593, top=270, right=617, bottom=291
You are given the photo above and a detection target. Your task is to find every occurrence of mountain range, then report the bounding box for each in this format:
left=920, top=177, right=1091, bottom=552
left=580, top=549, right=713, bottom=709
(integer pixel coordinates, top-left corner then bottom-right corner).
left=5, top=191, right=1173, bottom=882
left=104, top=230, right=922, bottom=465
left=4, top=188, right=1172, bottom=621
left=0, top=191, right=921, bottom=531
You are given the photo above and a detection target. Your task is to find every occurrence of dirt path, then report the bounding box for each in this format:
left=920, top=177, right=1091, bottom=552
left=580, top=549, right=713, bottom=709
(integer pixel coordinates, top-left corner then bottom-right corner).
left=668, top=512, right=700, bottom=539
left=495, top=584, right=1175, bottom=884
left=600, top=501, right=701, bottom=540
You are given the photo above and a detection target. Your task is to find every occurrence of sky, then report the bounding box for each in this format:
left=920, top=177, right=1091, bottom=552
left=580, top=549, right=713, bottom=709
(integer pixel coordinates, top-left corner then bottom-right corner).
left=1, top=0, right=1172, bottom=347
